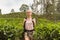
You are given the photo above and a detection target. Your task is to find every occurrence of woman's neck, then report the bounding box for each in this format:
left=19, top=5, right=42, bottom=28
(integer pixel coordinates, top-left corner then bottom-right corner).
left=27, top=16, right=32, bottom=19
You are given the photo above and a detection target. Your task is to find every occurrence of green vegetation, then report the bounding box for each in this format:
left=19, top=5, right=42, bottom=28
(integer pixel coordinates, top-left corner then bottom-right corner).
left=0, top=12, right=60, bottom=40
left=20, top=4, right=29, bottom=12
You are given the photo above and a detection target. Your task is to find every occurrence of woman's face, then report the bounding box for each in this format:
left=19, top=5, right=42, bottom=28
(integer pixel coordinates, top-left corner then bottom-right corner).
left=26, top=10, right=32, bottom=16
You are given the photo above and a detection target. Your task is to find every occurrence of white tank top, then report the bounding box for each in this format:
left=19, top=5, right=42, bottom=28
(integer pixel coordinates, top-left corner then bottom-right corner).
left=25, top=18, right=34, bottom=30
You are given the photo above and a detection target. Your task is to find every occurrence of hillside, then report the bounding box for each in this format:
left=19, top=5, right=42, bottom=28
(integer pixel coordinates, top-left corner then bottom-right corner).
left=0, top=12, right=60, bottom=40
left=0, top=12, right=60, bottom=21
left=0, top=12, right=37, bottom=18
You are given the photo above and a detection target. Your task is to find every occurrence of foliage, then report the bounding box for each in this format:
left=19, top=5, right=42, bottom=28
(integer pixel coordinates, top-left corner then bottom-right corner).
left=57, top=0, right=60, bottom=13
left=46, top=2, right=54, bottom=14
left=20, top=4, right=29, bottom=12
left=0, top=18, right=60, bottom=40
left=0, top=12, right=60, bottom=40
left=11, top=9, right=15, bottom=13
left=0, top=9, right=2, bottom=14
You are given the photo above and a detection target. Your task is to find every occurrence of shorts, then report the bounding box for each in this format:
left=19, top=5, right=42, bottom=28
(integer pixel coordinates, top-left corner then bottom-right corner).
left=24, top=30, right=34, bottom=40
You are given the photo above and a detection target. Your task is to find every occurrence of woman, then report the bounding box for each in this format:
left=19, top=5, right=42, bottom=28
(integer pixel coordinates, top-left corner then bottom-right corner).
left=23, top=10, right=36, bottom=40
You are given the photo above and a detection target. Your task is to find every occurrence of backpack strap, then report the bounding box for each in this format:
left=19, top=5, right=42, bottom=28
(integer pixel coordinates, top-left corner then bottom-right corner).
left=24, top=18, right=34, bottom=27
left=23, top=18, right=26, bottom=32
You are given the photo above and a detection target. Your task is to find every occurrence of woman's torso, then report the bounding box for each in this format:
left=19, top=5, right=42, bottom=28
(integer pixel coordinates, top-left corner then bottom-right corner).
left=25, top=18, right=34, bottom=30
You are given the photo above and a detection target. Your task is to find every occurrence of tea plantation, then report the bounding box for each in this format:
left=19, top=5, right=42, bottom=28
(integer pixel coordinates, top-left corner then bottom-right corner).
left=0, top=12, right=60, bottom=40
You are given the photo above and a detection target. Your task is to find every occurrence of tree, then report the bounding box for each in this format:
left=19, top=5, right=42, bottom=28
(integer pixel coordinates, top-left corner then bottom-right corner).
left=19, top=4, right=29, bottom=12
left=31, top=0, right=48, bottom=15
left=57, top=0, right=60, bottom=13
left=46, top=0, right=55, bottom=14
left=0, top=9, right=2, bottom=14
left=11, top=9, right=15, bottom=13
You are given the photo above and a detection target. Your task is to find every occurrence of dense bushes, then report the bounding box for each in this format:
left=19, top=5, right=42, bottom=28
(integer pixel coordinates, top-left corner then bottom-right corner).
left=0, top=18, right=60, bottom=40
left=0, top=25, right=23, bottom=40
left=0, top=12, right=60, bottom=40
left=34, top=18, right=60, bottom=40
left=0, top=18, right=23, bottom=40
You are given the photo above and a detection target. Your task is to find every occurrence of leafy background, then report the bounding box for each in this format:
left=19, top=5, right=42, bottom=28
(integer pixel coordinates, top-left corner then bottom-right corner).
left=0, top=12, right=60, bottom=40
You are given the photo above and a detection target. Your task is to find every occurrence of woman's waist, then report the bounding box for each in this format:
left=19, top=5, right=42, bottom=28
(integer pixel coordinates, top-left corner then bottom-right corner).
left=24, top=29, right=35, bottom=32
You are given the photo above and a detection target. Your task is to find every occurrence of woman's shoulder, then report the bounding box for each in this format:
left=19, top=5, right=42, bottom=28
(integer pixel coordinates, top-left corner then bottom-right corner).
left=23, top=18, right=26, bottom=22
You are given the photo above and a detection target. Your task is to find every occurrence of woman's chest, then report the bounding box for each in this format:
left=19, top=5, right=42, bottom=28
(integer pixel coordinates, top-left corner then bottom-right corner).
left=25, top=20, right=33, bottom=26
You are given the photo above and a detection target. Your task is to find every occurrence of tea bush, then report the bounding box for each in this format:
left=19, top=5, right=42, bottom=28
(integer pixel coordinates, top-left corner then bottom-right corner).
left=0, top=12, right=60, bottom=40
left=0, top=18, right=60, bottom=40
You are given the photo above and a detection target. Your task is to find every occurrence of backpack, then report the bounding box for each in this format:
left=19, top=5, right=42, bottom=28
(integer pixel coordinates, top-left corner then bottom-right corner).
left=23, top=18, right=35, bottom=31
